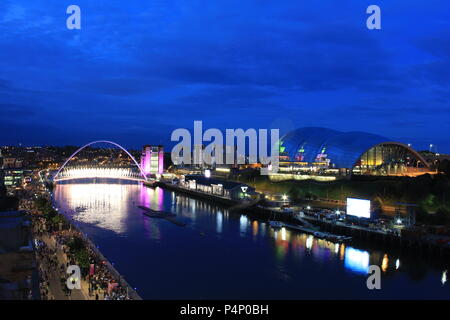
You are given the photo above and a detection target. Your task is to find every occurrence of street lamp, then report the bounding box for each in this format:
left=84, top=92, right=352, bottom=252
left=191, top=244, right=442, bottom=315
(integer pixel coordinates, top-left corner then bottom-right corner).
left=281, top=194, right=288, bottom=202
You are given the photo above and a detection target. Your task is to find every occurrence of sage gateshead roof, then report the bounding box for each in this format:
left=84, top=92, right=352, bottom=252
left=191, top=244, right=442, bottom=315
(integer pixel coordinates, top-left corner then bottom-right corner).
left=278, top=127, right=428, bottom=169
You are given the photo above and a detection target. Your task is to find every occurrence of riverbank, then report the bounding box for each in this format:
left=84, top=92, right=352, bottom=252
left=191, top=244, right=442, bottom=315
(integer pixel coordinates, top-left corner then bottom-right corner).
left=33, top=188, right=142, bottom=300
left=154, top=181, right=450, bottom=258
left=35, top=213, right=142, bottom=300
left=153, top=181, right=240, bottom=207
left=51, top=180, right=450, bottom=299
left=235, top=173, right=450, bottom=216
left=75, top=225, right=142, bottom=300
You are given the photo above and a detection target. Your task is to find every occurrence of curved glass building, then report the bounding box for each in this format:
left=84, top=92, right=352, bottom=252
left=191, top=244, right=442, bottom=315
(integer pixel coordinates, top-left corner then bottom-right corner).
left=278, top=127, right=430, bottom=176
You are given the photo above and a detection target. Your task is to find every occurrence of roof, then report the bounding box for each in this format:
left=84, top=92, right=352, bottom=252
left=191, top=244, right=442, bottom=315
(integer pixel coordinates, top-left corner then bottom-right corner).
left=279, top=127, right=393, bottom=168
left=184, top=175, right=250, bottom=190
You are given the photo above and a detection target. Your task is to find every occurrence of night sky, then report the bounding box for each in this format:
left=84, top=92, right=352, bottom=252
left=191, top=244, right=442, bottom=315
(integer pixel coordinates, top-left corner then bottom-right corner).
left=0, top=1, right=449, bottom=153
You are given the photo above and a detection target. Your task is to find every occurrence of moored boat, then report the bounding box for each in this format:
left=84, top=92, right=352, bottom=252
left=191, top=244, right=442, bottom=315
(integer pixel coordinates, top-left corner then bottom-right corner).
left=269, top=221, right=283, bottom=229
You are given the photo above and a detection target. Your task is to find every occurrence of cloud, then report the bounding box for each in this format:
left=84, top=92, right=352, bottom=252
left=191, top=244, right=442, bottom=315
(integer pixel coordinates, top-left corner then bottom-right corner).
left=0, top=1, right=449, bottom=153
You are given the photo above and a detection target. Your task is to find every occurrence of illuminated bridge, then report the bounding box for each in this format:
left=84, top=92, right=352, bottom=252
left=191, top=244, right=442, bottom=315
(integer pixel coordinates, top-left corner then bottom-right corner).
left=53, top=140, right=150, bottom=183
left=54, top=167, right=147, bottom=182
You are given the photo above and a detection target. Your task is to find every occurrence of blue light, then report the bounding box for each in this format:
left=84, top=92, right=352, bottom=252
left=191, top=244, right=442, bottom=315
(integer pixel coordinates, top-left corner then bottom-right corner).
left=344, top=247, right=369, bottom=274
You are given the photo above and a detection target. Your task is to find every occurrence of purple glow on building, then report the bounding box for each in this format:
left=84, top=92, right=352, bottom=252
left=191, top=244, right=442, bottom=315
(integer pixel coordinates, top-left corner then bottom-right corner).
left=140, top=145, right=164, bottom=175
left=158, top=149, right=164, bottom=174
left=141, top=147, right=152, bottom=175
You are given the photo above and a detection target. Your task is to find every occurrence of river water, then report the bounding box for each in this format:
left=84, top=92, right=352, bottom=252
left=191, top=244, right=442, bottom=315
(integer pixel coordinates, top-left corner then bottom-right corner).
left=53, top=180, right=450, bottom=299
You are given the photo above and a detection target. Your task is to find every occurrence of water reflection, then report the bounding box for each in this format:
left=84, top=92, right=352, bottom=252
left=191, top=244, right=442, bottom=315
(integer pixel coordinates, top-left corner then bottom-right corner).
left=216, top=211, right=223, bottom=234
left=382, top=254, right=389, bottom=273
left=259, top=222, right=266, bottom=237
left=54, top=181, right=450, bottom=297
left=142, top=215, right=161, bottom=240
left=340, top=243, right=346, bottom=261
left=262, top=223, right=415, bottom=277
left=55, top=182, right=136, bottom=234
left=140, top=186, right=164, bottom=210
left=252, top=220, right=258, bottom=238
left=344, top=248, right=370, bottom=274
left=56, top=181, right=401, bottom=276
left=281, top=227, right=287, bottom=241
left=305, top=235, right=313, bottom=251
left=239, top=215, right=248, bottom=236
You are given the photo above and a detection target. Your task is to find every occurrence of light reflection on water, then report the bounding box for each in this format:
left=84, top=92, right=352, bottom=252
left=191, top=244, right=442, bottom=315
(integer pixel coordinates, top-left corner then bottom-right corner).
left=54, top=182, right=133, bottom=234
left=345, top=248, right=370, bottom=274
left=216, top=211, right=223, bottom=234
left=54, top=181, right=450, bottom=299
left=239, top=215, right=248, bottom=236
left=54, top=181, right=396, bottom=273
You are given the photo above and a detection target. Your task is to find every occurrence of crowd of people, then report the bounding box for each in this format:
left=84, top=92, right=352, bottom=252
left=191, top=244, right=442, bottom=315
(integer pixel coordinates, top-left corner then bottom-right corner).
left=34, top=217, right=56, bottom=300
left=35, top=239, right=54, bottom=300
left=54, top=230, right=131, bottom=300
left=33, top=215, right=133, bottom=300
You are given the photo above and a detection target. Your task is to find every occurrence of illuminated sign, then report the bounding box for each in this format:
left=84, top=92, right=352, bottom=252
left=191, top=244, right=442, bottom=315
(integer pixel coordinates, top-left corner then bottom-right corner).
left=346, top=198, right=371, bottom=218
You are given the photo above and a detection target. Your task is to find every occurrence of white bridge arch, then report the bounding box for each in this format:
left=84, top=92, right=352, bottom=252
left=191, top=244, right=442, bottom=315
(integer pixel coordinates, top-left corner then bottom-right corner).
left=53, top=140, right=148, bottom=182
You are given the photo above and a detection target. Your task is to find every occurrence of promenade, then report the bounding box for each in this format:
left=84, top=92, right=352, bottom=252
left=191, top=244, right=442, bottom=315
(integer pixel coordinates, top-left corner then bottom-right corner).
left=31, top=169, right=140, bottom=300
left=33, top=217, right=122, bottom=300
left=34, top=219, right=95, bottom=300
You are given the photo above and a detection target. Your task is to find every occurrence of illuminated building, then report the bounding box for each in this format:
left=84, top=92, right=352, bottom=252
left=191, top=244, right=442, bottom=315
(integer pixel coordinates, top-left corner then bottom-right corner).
left=2, top=169, right=24, bottom=188
left=140, top=145, right=164, bottom=175
left=2, top=158, right=22, bottom=169
left=277, top=127, right=431, bottom=176
left=181, top=175, right=258, bottom=200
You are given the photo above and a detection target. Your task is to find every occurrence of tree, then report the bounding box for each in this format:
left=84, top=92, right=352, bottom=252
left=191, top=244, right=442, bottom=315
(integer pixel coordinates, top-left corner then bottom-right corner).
left=67, top=237, right=90, bottom=273
left=0, top=196, right=19, bottom=211
left=438, top=160, right=450, bottom=176
left=0, top=185, right=6, bottom=196
left=288, top=187, right=302, bottom=202
left=433, top=208, right=450, bottom=226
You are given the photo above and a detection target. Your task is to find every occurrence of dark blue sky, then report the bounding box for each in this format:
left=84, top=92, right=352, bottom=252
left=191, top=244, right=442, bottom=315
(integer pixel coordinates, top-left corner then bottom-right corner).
left=0, top=1, right=449, bottom=153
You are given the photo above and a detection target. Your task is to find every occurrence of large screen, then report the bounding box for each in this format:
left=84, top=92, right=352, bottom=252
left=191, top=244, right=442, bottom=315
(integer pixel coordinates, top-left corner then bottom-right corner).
left=346, top=198, right=371, bottom=218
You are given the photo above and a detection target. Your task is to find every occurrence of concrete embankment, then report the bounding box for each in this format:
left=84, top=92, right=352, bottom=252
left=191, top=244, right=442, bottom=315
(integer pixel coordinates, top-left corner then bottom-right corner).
left=153, top=182, right=239, bottom=206
left=153, top=182, right=310, bottom=224
left=51, top=206, right=142, bottom=300
left=76, top=230, right=142, bottom=300
left=312, top=218, right=450, bottom=257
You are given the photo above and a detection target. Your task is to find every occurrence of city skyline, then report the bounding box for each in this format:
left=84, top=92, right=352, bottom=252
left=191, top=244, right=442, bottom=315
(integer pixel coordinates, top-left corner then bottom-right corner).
left=0, top=1, right=449, bottom=152
left=1, top=1, right=450, bottom=304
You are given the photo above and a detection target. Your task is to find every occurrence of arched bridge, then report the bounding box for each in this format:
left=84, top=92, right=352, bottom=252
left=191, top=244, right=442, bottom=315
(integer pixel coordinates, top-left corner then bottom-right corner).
left=53, top=140, right=149, bottom=183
